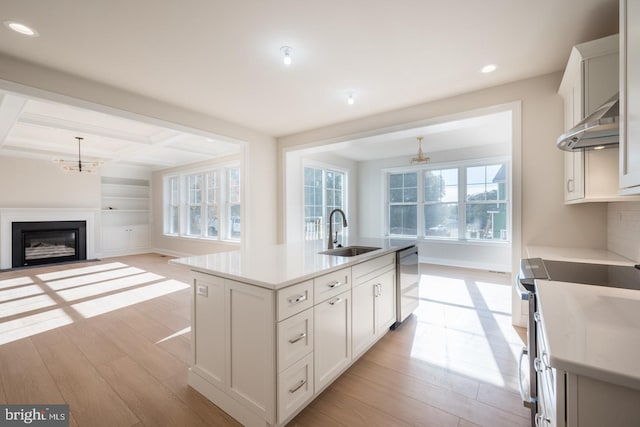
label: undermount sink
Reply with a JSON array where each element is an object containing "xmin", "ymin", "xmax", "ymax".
[{"xmin": 319, "ymin": 246, "xmax": 381, "ymax": 257}]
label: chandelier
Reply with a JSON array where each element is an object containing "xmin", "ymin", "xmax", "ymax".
[
  {"xmin": 54, "ymin": 137, "xmax": 102, "ymax": 173},
  {"xmin": 411, "ymin": 136, "xmax": 430, "ymax": 164}
]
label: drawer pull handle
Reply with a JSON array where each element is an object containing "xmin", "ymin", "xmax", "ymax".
[
  {"xmin": 288, "ymin": 294, "xmax": 307, "ymax": 304},
  {"xmin": 329, "ymin": 297, "xmax": 342, "ymax": 306},
  {"xmin": 534, "ymin": 357, "xmax": 543, "ymax": 373},
  {"xmin": 533, "ymin": 312, "xmax": 541, "ymax": 323},
  {"xmin": 541, "ymin": 351, "xmax": 551, "ymax": 369},
  {"xmin": 289, "ymin": 333, "xmax": 307, "ymax": 344},
  {"xmin": 327, "ymin": 280, "xmax": 343, "ymax": 289},
  {"xmin": 289, "ymin": 379, "xmax": 306, "ymax": 394}
]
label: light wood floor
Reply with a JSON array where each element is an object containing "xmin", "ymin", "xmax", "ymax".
[{"xmin": 0, "ymin": 254, "xmax": 528, "ymax": 427}]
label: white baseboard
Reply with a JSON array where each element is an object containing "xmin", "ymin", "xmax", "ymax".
[{"xmin": 151, "ymin": 247, "xmax": 192, "ymax": 258}]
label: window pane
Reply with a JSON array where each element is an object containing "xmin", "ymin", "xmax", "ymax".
[
  {"xmin": 424, "ymin": 203, "xmax": 458, "ymax": 238},
  {"xmin": 206, "ymin": 205, "xmax": 218, "ymax": 237},
  {"xmin": 389, "ymin": 174, "xmax": 403, "ymax": 189},
  {"xmin": 169, "ymin": 206, "xmax": 179, "ymax": 234},
  {"xmin": 229, "ymin": 204, "xmax": 241, "ymax": 239},
  {"xmin": 187, "ymin": 206, "xmax": 201, "ymax": 236},
  {"xmin": 389, "ymin": 205, "xmax": 417, "ymax": 235},
  {"xmin": 465, "ymin": 202, "xmax": 507, "ymax": 240},
  {"xmin": 425, "ymin": 168, "xmax": 458, "ymax": 202},
  {"xmin": 304, "ymin": 167, "xmax": 346, "ymax": 241},
  {"xmin": 188, "ymin": 175, "xmax": 202, "ymax": 204},
  {"xmin": 403, "ymin": 187, "xmax": 417, "ymax": 203},
  {"xmin": 466, "ymin": 164, "xmax": 506, "ymax": 201},
  {"xmin": 227, "ymin": 168, "xmax": 240, "ymax": 204},
  {"xmin": 390, "ymin": 189, "xmax": 403, "ymax": 203},
  {"xmin": 206, "ymin": 172, "xmax": 217, "ymax": 204}
]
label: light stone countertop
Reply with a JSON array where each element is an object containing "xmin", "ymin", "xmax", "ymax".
[
  {"xmin": 526, "ymin": 245, "xmax": 636, "ymax": 266},
  {"xmin": 170, "ymin": 237, "xmax": 416, "ymax": 290},
  {"xmin": 536, "ymin": 279, "xmax": 640, "ymax": 391}
]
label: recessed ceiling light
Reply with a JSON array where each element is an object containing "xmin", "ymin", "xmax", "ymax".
[
  {"xmin": 481, "ymin": 64, "xmax": 497, "ymax": 74},
  {"xmin": 347, "ymin": 93, "xmax": 355, "ymax": 105},
  {"xmin": 280, "ymin": 46, "xmax": 293, "ymax": 66},
  {"xmin": 4, "ymin": 21, "xmax": 39, "ymax": 37},
  {"xmin": 593, "ymin": 145, "xmax": 606, "ymax": 150}
]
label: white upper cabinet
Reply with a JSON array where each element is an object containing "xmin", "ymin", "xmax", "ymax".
[
  {"xmin": 620, "ymin": 0, "xmax": 640, "ymax": 193},
  {"xmin": 558, "ymin": 34, "xmax": 640, "ymax": 203}
]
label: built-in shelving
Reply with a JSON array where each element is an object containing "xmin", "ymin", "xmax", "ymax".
[{"xmin": 100, "ymin": 175, "xmax": 151, "ymax": 255}]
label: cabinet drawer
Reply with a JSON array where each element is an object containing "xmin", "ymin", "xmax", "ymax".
[
  {"xmin": 277, "ymin": 352, "xmax": 314, "ymax": 424},
  {"xmin": 314, "ymin": 267, "xmax": 351, "ymax": 303},
  {"xmin": 277, "ymin": 308, "xmax": 313, "ymax": 372},
  {"xmin": 352, "ymin": 253, "xmax": 395, "ymax": 283},
  {"xmin": 277, "ymin": 280, "xmax": 313, "ymax": 321}
]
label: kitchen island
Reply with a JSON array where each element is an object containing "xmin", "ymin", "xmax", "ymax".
[{"xmin": 171, "ymin": 238, "xmax": 416, "ymax": 427}]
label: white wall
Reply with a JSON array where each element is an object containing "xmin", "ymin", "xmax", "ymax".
[
  {"xmin": 0, "ymin": 156, "xmax": 100, "ymax": 208},
  {"xmin": 278, "ymin": 72, "xmax": 609, "ymax": 257},
  {"xmin": 608, "ymin": 201, "xmax": 640, "ymax": 262},
  {"xmin": 0, "ymin": 53, "xmax": 278, "ymax": 251}
]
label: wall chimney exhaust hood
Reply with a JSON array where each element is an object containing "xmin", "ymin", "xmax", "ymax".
[{"xmin": 557, "ymin": 93, "xmax": 619, "ymax": 151}]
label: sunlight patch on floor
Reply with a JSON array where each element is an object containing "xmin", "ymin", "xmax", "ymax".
[
  {"xmin": 45, "ymin": 267, "xmax": 146, "ymax": 291},
  {"xmin": 57, "ymin": 272, "xmax": 165, "ymax": 302},
  {"xmin": 72, "ymin": 279, "xmax": 189, "ymax": 318},
  {"xmin": 156, "ymin": 326, "xmax": 191, "ymax": 344},
  {"xmin": 0, "ymin": 262, "xmax": 190, "ymax": 346},
  {"xmin": 0, "ymin": 276, "xmax": 33, "ymax": 290},
  {"xmin": 0, "ymin": 308, "xmax": 74, "ymax": 345},
  {"xmin": 36, "ymin": 262, "xmax": 129, "ymax": 281},
  {"xmin": 410, "ymin": 271, "xmax": 521, "ymax": 388}
]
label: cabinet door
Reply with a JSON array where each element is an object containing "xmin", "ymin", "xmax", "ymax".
[
  {"xmin": 375, "ymin": 269, "xmax": 396, "ymax": 334},
  {"xmin": 352, "ymin": 282, "xmax": 375, "ymax": 359},
  {"xmin": 102, "ymin": 226, "xmax": 129, "ymax": 253},
  {"xmin": 620, "ymin": 0, "xmax": 640, "ymax": 191},
  {"xmin": 128, "ymin": 225, "xmax": 149, "ymax": 250},
  {"xmin": 226, "ymin": 280, "xmax": 275, "ymax": 423},
  {"xmin": 192, "ymin": 273, "xmax": 226, "ymax": 389},
  {"xmin": 314, "ymin": 290, "xmax": 351, "ymax": 393}
]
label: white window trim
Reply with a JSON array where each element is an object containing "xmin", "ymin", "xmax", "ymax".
[
  {"xmin": 385, "ymin": 156, "xmax": 511, "ymax": 244},
  {"xmin": 162, "ymin": 161, "xmax": 241, "ymax": 243},
  {"xmin": 302, "ymin": 160, "xmax": 349, "ymax": 241}
]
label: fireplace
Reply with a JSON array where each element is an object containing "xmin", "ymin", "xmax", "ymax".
[{"xmin": 12, "ymin": 221, "xmax": 87, "ymax": 267}]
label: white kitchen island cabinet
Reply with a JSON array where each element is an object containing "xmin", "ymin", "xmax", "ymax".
[{"xmin": 173, "ymin": 238, "xmax": 415, "ymax": 427}]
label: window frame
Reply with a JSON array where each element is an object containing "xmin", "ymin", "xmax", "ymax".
[
  {"xmin": 162, "ymin": 163, "xmax": 241, "ymax": 242},
  {"xmin": 385, "ymin": 157, "xmax": 511, "ymax": 244},
  {"xmin": 303, "ymin": 161, "xmax": 348, "ymax": 241}
]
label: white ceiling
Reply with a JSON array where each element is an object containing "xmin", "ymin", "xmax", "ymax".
[
  {"xmin": 0, "ymin": 92, "xmax": 240, "ymax": 169},
  {"xmin": 0, "ymin": 0, "xmax": 618, "ymax": 140}
]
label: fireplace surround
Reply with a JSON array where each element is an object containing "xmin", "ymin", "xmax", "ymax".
[{"xmin": 11, "ymin": 221, "xmax": 87, "ymax": 268}]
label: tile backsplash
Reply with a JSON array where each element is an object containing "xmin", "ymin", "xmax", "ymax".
[{"xmin": 608, "ymin": 202, "xmax": 640, "ymax": 262}]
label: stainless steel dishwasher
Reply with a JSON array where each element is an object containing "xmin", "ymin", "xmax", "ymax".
[{"xmin": 392, "ymin": 245, "xmax": 420, "ymax": 329}]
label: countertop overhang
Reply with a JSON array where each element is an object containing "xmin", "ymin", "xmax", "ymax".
[
  {"xmin": 170, "ymin": 237, "xmax": 416, "ymax": 289},
  {"xmin": 536, "ymin": 279, "xmax": 640, "ymax": 391}
]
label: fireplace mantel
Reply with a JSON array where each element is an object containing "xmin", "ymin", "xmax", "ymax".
[{"xmin": 0, "ymin": 208, "xmax": 98, "ymax": 269}]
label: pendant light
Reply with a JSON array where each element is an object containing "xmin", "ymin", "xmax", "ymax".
[
  {"xmin": 54, "ymin": 136, "xmax": 102, "ymax": 173},
  {"xmin": 411, "ymin": 136, "xmax": 430, "ymax": 164}
]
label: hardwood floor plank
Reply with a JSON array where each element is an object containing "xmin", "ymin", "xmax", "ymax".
[
  {"xmin": 330, "ymin": 370, "xmax": 460, "ymax": 427},
  {"xmin": 286, "ymin": 405, "xmax": 349, "ymax": 427},
  {"xmin": 361, "ymin": 340, "xmax": 480, "ymax": 398},
  {"xmin": 61, "ymin": 318, "xmax": 127, "ymax": 367},
  {"xmin": 347, "ymin": 358, "xmax": 529, "ymax": 427},
  {"xmin": 161, "ymin": 372, "xmax": 242, "ymax": 427},
  {"xmin": 92, "ymin": 316, "xmax": 186, "ymax": 381},
  {"xmin": 97, "ymin": 355, "xmax": 210, "ymax": 427},
  {"xmin": 305, "ymin": 385, "xmax": 414, "ymax": 427},
  {"xmin": 31, "ymin": 332, "xmax": 139, "ymax": 427},
  {"xmin": 0, "ymin": 338, "xmax": 66, "ymax": 404},
  {"xmin": 476, "ymin": 383, "xmax": 530, "ymax": 418}
]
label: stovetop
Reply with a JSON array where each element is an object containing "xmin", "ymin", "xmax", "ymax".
[{"xmin": 519, "ymin": 258, "xmax": 640, "ymax": 293}]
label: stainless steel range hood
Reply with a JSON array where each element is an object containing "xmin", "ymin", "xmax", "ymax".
[{"xmin": 557, "ymin": 93, "xmax": 619, "ymax": 151}]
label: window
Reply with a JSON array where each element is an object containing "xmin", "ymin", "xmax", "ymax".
[
  {"xmin": 304, "ymin": 166, "xmax": 346, "ymax": 240},
  {"xmin": 424, "ymin": 168, "xmax": 458, "ymax": 238},
  {"xmin": 388, "ymin": 172, "xmax": 417, "ymax": 236},
  {"xmin": 387, "ymin": 161, "xmax": 509, "ymax": 242},
  {"xmin": 167, "ymin": 176, "xmax": 179, "ymax": 235},
  {"xmin": 163, "ymin": 166, "xmax": 241, "ymax": 241}
]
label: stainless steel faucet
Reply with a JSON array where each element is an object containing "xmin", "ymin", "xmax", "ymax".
[{"xmin": 327, "ymin": 208, "xmax": 348, "ymax": 250}]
